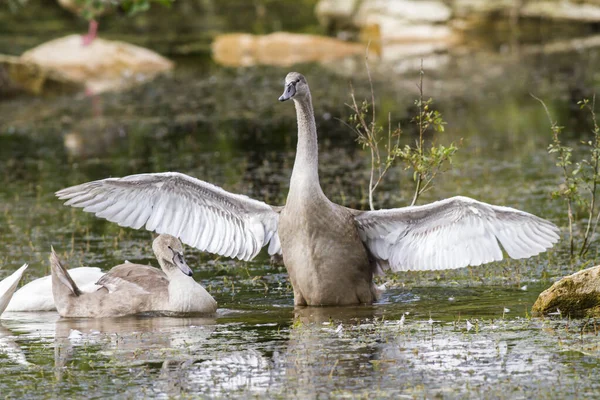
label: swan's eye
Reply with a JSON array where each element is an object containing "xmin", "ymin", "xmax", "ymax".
[{"xmin": 295, "ymin": 79, "xmax": 300, "ymax": 83}]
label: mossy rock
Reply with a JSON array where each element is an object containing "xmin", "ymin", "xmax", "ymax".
[
  {"xmin": 532, "ymin": 265, "xmax": 600, "ymax": 318},
  {"xmin": 0, "ymin": 54, "xmax": 84, "ymax": 97}
]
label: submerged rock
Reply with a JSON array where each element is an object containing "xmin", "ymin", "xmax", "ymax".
[
  {"xmin": 532, "ymin": 265, "xmax": 600, "ymax": 318},
  {"xmin": 20, "ymin": 35, "xmax": 174, "ymax": 93}
]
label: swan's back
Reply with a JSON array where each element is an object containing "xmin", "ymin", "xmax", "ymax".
[{"xmin": 103, "ymin": 263, "xmax": 169, "ymax": 294}]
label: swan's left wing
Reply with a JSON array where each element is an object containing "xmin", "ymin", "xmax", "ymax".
[
  {"xmin": 56, "ymin": 172, "xmax": 281, "ymax": 261},
  {"xmin": 353, "ymin": 196, "xmax": 560, "ymax": 273}
]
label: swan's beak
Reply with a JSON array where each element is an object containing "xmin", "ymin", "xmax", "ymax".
[
  {"xmin": 175, "ymin": 255, "xmax": 193, "ymax": 276},
  {"xmin": 279, "ymin": 82, "xmax": 296, "ymax": 101}
]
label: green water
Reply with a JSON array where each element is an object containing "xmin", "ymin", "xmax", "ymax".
[{"xmin": 1, "ymin": 0, "xmax": 600, "ymax": 398}]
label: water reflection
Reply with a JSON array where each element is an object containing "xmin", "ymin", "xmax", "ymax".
[
  {"xmin": 0, "ymin": 299, "xmax": 597, "ymax": 398},
  {"xmin": 53, "ymin": 315, "xmax": 217, "ymax": 360},
  {"xmin": 0, "ymin": 324, "xmax": 29, "ymax": 366}
]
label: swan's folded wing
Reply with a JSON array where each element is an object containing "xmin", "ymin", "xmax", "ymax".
[
  {"xmin": 96, "ymin": 274, "xmax": 150, "ymax": 295},
  {"xmin": 0, "ymin": 264, "xmax": 28, "ymax": 314},
  {"xmin": 353, "ymin": 196, "xmax": 560, "ymax": 272},
  {"xmin": 56, "ymin": 172, "xmax": 281, "ymax": 261},
  {"xmin": 104, "ymin": 264, "xmax": 169, "ymax": 291}
]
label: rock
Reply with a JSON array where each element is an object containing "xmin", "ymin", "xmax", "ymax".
[
  {"xmin": 315, "ymin": 0, "xmax": 455, "ymax": 66},
  {"xmin": 532, "ymin": 265, "xmax": 600, "ymax": 318},
  {"xmin": 451, "ymin": 0, "xmax": 516, "ymax": 18},
  {"xmin": 521, "ymin": 1, "xmax": 600, "ymax": 23},
  {"xmin": 20, "ymin": 35, "xmax": 174, "ymax": 93},
  {"xmin": 315, "ymin": 0, "xmax": 360, "ymax": 29},
  {"xmin": 211, "ymin": 32, "xmax": 367, "ymax": 67},
  {"xmin": 355, "ymin": 0, "xmax": 452, "ymax": 24},
  {"xmin": 0, "ymin": 54, "xmax": 84, "ymax": 97}
]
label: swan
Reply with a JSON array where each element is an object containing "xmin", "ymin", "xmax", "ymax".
[
  {"xmin": 51, "ymin": 234, "xmax": 217, "ymax": 318},
  {"xmin": 56, "ymin": 72, "xmax": 560, "ymax": 306},
  {"xmin": 6, "ymin": 267, "xmax": 104, "ymax": 312},
  {"xmin": 0, "ymin": 264, "xmax": 28, "ymax": 316}
]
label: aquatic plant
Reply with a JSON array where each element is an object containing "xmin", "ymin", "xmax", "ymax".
[
  {"xmin": 534, "ymin": 94, "xmax": 600, "ymax": 258},
  {"xmin": 346, "ymin": 59, "xmax": 458, "ymax": 210}
]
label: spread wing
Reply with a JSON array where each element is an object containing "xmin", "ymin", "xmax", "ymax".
[
  {"xmin": 56, "ymin": 172, "xmax": 281, "ymax": 261},
  {"xmin": 353, "ymin": 196, "xmax": 560, "ymax": 272}
]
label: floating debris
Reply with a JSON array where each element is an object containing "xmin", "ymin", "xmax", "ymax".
[
  {"xmin": 68, "ymin": 329, "xmax": 83, "ymax": 340},
  {"xmin": 466, "ymin": 320, "xmax": 474, "ymax": 332},
  {"xmin": 548, "ymin": 308, "xmax": 562, "ymax": 316}
]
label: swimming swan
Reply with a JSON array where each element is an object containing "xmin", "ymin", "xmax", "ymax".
[
  {"xmin": 6, "ymin": 267, "xmax": 104, "ymax": 312},
  {"xmin": 51, "ymin": 234, "xmax": 217, "ymax": 317},
  {"xmin": 0, "ymin": 264, "xmax": 28, "ymax": 316},
  {"xmin": 56, "ymin": 72, "xmax": 560, "ymax": 306}
]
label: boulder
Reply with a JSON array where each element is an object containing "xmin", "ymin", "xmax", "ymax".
[
  {"xmin": 355, "ymin": 0, "xmax": 452, "ymax": 24},
  {"xmin": 315, "ymin": 0, "xmax": 455, "ymax": 65},
  {"xmin": 316, "ymin": 0, "xmax": 453, "ymax": 42},
  {"xmin": 532, "ymin": 265, "xmax": 600, "ymax": 318},
  {"xmin": 315, "ymin": 0, "xmax": 360, "ymax": 29},
  {"xmin": 20, "ymin": 35, "xmax": 174, "ymax": 93},
  {"xmin": 211, "ymin": 32, "xmax": 367, "ymax": 67},
  {"xmin": 0, "ymin": 54, "xmax": 84, "ymax": 97}
]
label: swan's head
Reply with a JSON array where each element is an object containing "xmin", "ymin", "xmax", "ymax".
[
  {"xmin": 153, "ymin": 234, "xmax": 193, "ymax": 277},
  {"xmin": 279, "ymin": 72, "xmax": 309, "ymax": 102}
]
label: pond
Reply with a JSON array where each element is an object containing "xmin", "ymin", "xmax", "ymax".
[{"xmin": 1, "ymin": 0, "xmax": 600, "ymax": 398}]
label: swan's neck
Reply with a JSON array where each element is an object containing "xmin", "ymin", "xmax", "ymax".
[{"xmin": 289, "ymin": 94, "xmax": 324, "ymax": 199}]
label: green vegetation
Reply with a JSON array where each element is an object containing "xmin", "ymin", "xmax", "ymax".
[
  {"xmin": 534, "ymin": 94, "xmax": 600, "ymax": 259},
  {"xmin": 346, "ymin": 60, "xmax": 458, "ymax": 210}
]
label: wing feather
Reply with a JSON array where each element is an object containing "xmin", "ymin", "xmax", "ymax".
[
  {"xmin": 354, "ymin": 196, "xmax": 559, "ymax": 272},
  {"xmin": 57, "ymin": 172, "xmax": 280, "ymax": 261}
]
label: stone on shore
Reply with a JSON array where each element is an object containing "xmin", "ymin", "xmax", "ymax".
[
  {"xmin": 532, "ymin": 265, "xmax": 600, "ymax": 318},
  {"xmin": 20, "ymin": 35, "xmax": 174, "ymax": 93},
  {"xmin": 211, "ymin": 32, "xmax": 367, "ymax": 67}
]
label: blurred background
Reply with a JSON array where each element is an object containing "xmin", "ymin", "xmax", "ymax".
[
  {"xmin": 0, "ymin": 0, "xmax": 599, "ymax": 281},
  {"xmin": 2, "ymin": 2, "xmax": 600, "ymax": 398}
]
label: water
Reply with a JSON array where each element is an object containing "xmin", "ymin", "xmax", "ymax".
[{"xmin": 1, "ymin": 0, "xmax": 600, "ymax": 398}]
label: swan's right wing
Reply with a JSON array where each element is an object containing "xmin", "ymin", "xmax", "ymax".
[{"xmin": 56, "ymin": 172, "xmax": 281, "ymax": 261}]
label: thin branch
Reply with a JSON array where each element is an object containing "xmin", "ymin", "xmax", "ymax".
[
  {"xmin": 531, "ymin": 93, "xmax": 575, "ymax": 257},
  {"xmin": 581, "ymin": 94, "xmax": 599, "ymax": 256}
]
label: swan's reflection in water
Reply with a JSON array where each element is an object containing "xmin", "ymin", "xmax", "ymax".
[
  {"xmin": 0, "ymin": 301, "xmax": 581, "ymax": 398},
  {"xmin": 53, "ymin": 314, "xmax": 218, "ymax": 394},
  {"xmin": 0, "ymin": 324, "xmax": 30, "ymax": 366}
]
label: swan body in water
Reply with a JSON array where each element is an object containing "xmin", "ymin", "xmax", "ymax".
[
  {"xmin": 6, "ymin": 267, "xmax": 104, "ymax": 312},
  {"xmin": 56, "ymin": 72, "xmax": 560, "ymax": 306},
  {"xmin": 51, "ymin": 234, "xmax": 217, "ymax": 317}
]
